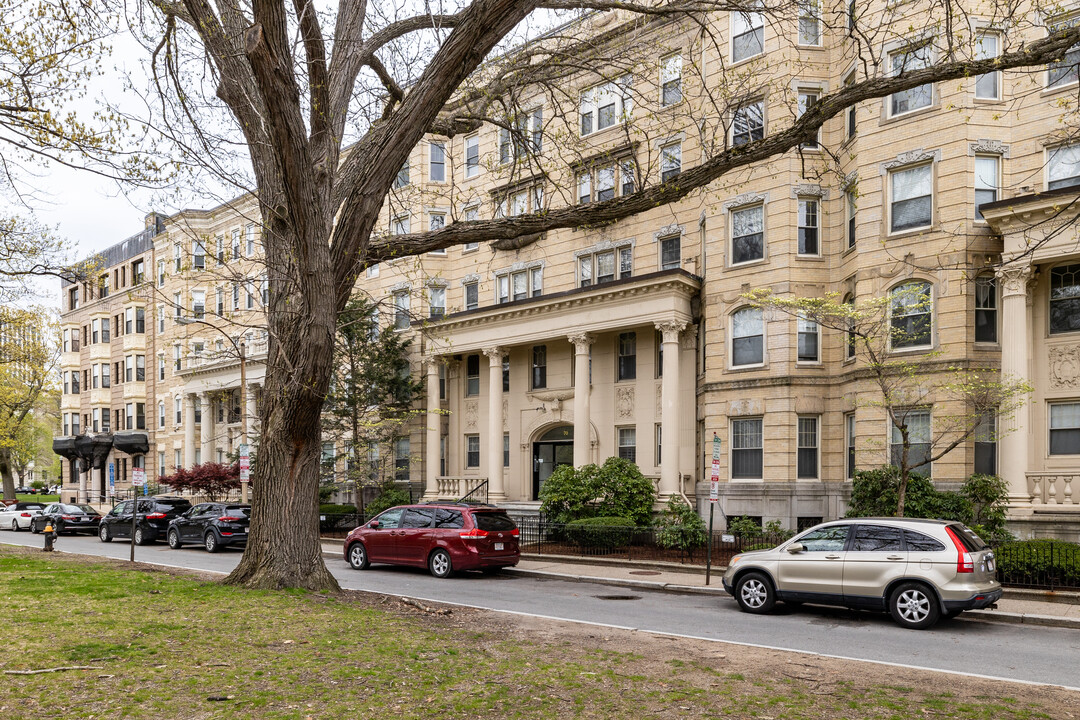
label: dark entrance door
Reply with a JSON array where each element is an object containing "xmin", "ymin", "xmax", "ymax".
[{"xmin": 533, "ymin": 425, "xmax": 574, "ymax": 500}]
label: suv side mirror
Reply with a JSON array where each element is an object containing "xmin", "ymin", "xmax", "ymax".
[
  {"xmin": 786, "ymin": 542, "xmax": 805, "ymax": 554},
  {"xmin": 368, "ymin": 520, "xmax": 381, "ymax": 529}
]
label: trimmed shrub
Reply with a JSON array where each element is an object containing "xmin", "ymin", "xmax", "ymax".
[
  {"xmin": 565, "ymin": 516, "xmax": 634, "ymax": 549},
  {"xmin": 539, "ymin": 457, "xmax": 656, "ymax": 526},
  {"xmin": 995, "ymin": 539, "xmax": 1080, "ymax": 586},
  {"xmin": 726, "ymin": 515, "xmax": 764, "ymax": 537},
  {"xmin": 847, "ymin": 466, "xmax": 974, "ymax": 521},
  {"xmin": 655, "ymin": 497, "xmax": 708, "ymax": 560},
  {"xmin": 364, "ymin": 481, "xmax": 412, "ymax": 518}
]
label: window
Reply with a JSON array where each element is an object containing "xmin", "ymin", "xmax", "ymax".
[
  {"xmin": 1048, "ymin": 17, "xmax": 1080, "ymax": 88},
  {"xmin": 136, "ymin": 355, "xmax": 145, "ymax": 382},
  {"xmin": 890, "ymin": 281, "xmax": 932, "ymax": 349},
  {"xmin": 846, "ymin": 189, "xmax": 857, "ymax": 249},
  {"xmin": 173, "ymin": 243, "xmax": 182, "ymax": 271},
  {"xmin": 1048, "ymin": 144, "xmax": 1080, "ymax": 190},
  {"xmin": 975, "ymin": 276, "xmax": 997, "ymax": 343},
  {"xmin": 191, "ymin": 290, "xmax": 206, "ymax": 319},
  {"xmin": 731, "ymin": 418, "xmax": 763, "ymax": 478},
  {"xmin": 617, "ymin": 332, "xmax": 637, "ymax": 381},
  {"xmin": 125, "ymin": 403, "xmax": 133, "ymax": 430},
  {"xmin": 125, "ymin": 307, "xmax": 133, "ymax": 334},
  {"xmin": 246, "ymin": 224, "xmax": 256, "ymax": 255},
  {"xmin": 158, "ymin": 306, "xmax": 165, "ymax": 333},
  {"xmin": 465, "ymin": 281, "xmax": 479, "ymax": 310},
  {"xmin": 530, "ymin": 267, "xmax": 543, "ymax": 297},
  {"xmin": 1051, "ymin": 264, "xmax": 1080, "ymax": 334},
  {"xmin": 92, "ymin": 408, "xmax": 100, "ymax": 433},
  {"xmin": 392, "ymin": 214, "xmax": 410, "ymax": 235},
  {"xmin": 890, "ymin": 43, "xmax": 933, "ymax": 115},
  {"xmin": 596, "ymin": 164, "xmax": 615, "ymax": 201},
  {"xmin": 531, "ymin": 345, "xmax": 547, "ymax": 389},
  {"xmin": 797, "ymin": 416, "xmax": 819, "ymax": 479},
  {"xmin": 1050, "ymin": 403, "xmax": 1080, "ymax": 454},
  {"xmin": 394, "ymin": 161, "xmax": 410, "ymax": 188},
  {"xmin": 846, "ymin": 413, "xmax": 856, "ymax": 478},
  {"xmin": 660, "ymin": 53, "xmax": 682, "ymax": 106},
  {"xmin": 852, "ymin": 525, "xmax": 904, "ymax": 552},
  {"xmin": 798, "ymin": 0, "xmax": 821, "ymax": 45},
  {"xmin": 367, "ymin": 263, "xmax": 380, "ymax": 279},
  {"xmin": 618, "ymin": 427, "xmax": 637, "ymax": 462},
  {"xmin": 974, "ymin": 412, "xmax": 997, "ymax": 475},
  {"xmin": 732, "ymin": 101, "xmax": 764, "ymax": 146},
  {"xmin": 101, "ymin": 409, "xmax": 110, "ymax": 433},
  {"xmin": 890, "ymin": 164, "xmax": 932, "ymax": 232},
  {"xmin": 496, "ymin": 184, "xmax": 543, "ymax": 217},
  {"xmin": 232, "ymin": 282, "xmax": 240, "ymax": 311},
  {"xmin": 247, "ymin": 282, "xmax": 255, "ymax": 309},
  {"xmin": 393, "ymin": 290, "xmax": 410, "ymax": 330},
  {"xmin": 231, "ymin": 229, "xmax": 241, "ymax": 260},
  {"xmin": 173, "ymin": 344, "xmax": 181, "ymax": 371},
  {"xmin": 394, "ymin": 438, "xmax": 410, "ymax": 481},
  {"xmin": 580, "ymin": 78, "xmax": 631, "ymax": 136},
  {"xmin": 502, "ymin": 358, "xmax": 510, "ymax": 392},
  {"xmin": 579, "ymin": 248, "xmax": 631, "ymax": 287},
  {"xmin": 975, "ymin": 155, "xmax": 999, "ymax": 221},
  {"xmin": 797, "ymin": 316, "xmax": 819, "ymax": 362},
  {"xmin": 92, "ymin": 364, "xmax": 99, "ymax": 389},
  {"xmin": 732, "ymin": 9, "xmax": 764, "ymax": 62},
  {"xmin": 192, "ymin": 239, "xmax": 206, "ymax": 269},
  {"xmin": 844, "ymin": 72, "xmax": 857, "ymax": 139},
  {"xmin": 132, "ymin": 259, "xmax": 145, "ymax": 284},
  {"xmin": 69, "ymin": 287, "xmax": 79, "ymax": 311},
  {"xmin": 975, "ymin": 33, "xmax": 1000, "ymax": 99},
  {"xmin": 465, "ymin": 435, "xmax": 480, "ymax": 468},
  {"xmin": 496, "ymin": 268, "xmax": 541, "ymax": 302},
  {"xmin": 429, "ymin": 141, "xmax": 445, "ymax": 182},
  {"xmin": 660, "ymin": 143, "xmax": 681, "ymax": 182},
  {"xmin": 797, "ymin": 198, "xmax": 818, "ymax": 255},
  {"xmin": 158, "ymin": 355, "xmax": 164, "ymax": 381},
  {"xmin": 428, "ymin": 286, "xmax": 445, "ymax": 319},
  {"xmin": 891, "ymin": 410, "xmax": 931, "ymax": 476},
  {"xmin": 216, "ymin": 235, "xmax": 224, "ymax": 264},
  {"xmin": 98, "ymin": 274, "xmax": 109, "ymax": 299},
  {"xmin": 102, "ymin": 363, "xmax": 110, "ymax": 388},
  {"xmin": 503, "ymin": 433, "xmax": 510, "ymax": 467},
  {"xmin": 619, "ymin": 246, "xmax": 633, "ymax": 279},
  {"xmin": 660, "ymin": 235, "xmax": 680, "ymax": 270},
  {"xmin": 732, "ymin": 307, "xmax": 764, "ymax": 366},
  {"xmin": 466, "ymin": 354, "xmax": 480, "ymax": 396},
  {"xmin": 158, "ymin": 402, "xmax": 165, "ymax": 429},
  {"xmin": 797, "ymin": 90, "xmax": 819, "ymax": 147},
  {"xmin": 71, "ymin": 413, "xmax": 80, "ymax": 435},
  {"xmin": 92, "ymin": 319, "xmax": 100, "ymax": 344},
  {"xmin": 655, "ymin": 424, "xmax": 662, "ymax": 465},
  {"xmin": 731, "ymin": 204, "xmax": 764, "ymax": 264},
  {"xmin": 125, "ymin": 355, "xmax": 133, "ymax": 383},
  {"xmin": 174, "ymin": 292, "xmax": 182, "ymax": 317},
  {"xmin": 175, "ymin": 396, "xmax": 182, "ymax": 425},
  {"xmin": 465, "ymin": 135, "xmax": 480, "ymax": 178}
]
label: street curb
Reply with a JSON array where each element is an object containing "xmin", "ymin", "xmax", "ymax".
[{"xmin": 504, "ymin": 567, "xmax": 1080, "ymax": 629}]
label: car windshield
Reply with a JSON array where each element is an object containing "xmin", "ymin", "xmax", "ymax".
[
  {"xmin": 473, "ymin": 512, "xmax": 516, "ymax": 532},
  {"xmin": 18, "ymin": 504, "xmax": 44, "ymax": 510},
  {"xmin": 63, "ymin": 504, "xmax": 98, "ymax": 514}
]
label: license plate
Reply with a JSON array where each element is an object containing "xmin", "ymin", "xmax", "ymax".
[
  {"xmin": 987, "ymin": 559, "xmax": 995, "ymax": 571},
  {"xmin": 494, "ymin": 542, "xmax": 504, "ymax": 551}
]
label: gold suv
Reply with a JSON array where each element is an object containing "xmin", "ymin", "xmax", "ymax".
[{"xmin": 721, "ymin": 518, "xmax": 1001, "ymax": 629}]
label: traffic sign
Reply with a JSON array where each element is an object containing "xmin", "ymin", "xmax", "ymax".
[
  {"xmin": 239, "ymin": 444, "xmax": 251, "ymax": 481},
  {"xmin": 132, "ymin": 467, "xmax": 146, "ymax": 487}
]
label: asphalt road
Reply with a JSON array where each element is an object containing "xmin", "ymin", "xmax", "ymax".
[{"xmin": 4, "ymin": 531, "xmax": 1080, "ymax": 691}]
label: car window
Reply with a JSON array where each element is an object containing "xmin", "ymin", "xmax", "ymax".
[
  {"xmin": 155, "ymin": 499, "xmax": 191, "ymax": 512},
  {"xmin": 948, "ymin": 523, "xmax": 988, "ymax": 551},
  {"xmin": 44, "ymin": 504, "xmax": 58, "ymax": 513},
  {"xmin": 433, "ymin": 509, "xmax": 464, "ymax": 529},
  {"xmin": 797, "ymin": 525, "xmax": 849, "ymax": 552},
  {"xmin": 401, "ymin": 508, "xmax": 434, "ymax": 529},
  {"xmin": 904, "ymin": 529, "xmax": 946, "ymax": 552},
  {"xmin": 224, "ymin": 505, "xmax": 251, "ymax": 517},
  {"xmin": 473, "ymin": 512, "xmax": 516, "ymax": 532},
  {"xmin": 851, "ymin": 525, "xmax": 905, "ymax": 552},
  {"xmin": 374, "ymin": 508, "xmax": 404, "ymax": 529},
  {"xmin": 111, "ymin": 502, "xmax": 126, "ymax": 515},
  {"xmin": 65, "ymin": 504, "xmax": 97, "ymax": 514}
]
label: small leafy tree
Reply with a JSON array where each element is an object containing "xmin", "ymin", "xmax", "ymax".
[
  {"xmin": 655, "ymin": 496, "xmax": 708, "ymax": 561},
  {"xmin": 539, "ymin": 457, "xmax": 657, "ymax": 526},
  {"xmin": 363, "ymin": 481, "xmax": 413, "ymax": 519},
  {"xmin": 745, "ymin": 289, "xmax": 1031, "ymax": 517},
  {"xmin": 162, "ymin": 462, "xmax": 241, "ymax": 502}
]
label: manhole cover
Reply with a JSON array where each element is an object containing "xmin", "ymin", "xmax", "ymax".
[
  {"xmin": 628, "ymin": 570, "xmax": 661, "ymax": 576},
  {"xmin": 594, "ymin": 595, "xmax": 641, "ymax": 601}
]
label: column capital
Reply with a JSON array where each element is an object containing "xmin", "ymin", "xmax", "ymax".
[
  {"xmin": 567, "ymin": 332, "xmax": 595, "ymax": 350},
  {"xmin": 996, "ymin": 264, "xmax": 1036, "ymax": 298},
  {"xmin": 654, "ymin": 320, "xmax": 687, "ymax": 343},
  {"xmin": 423, "ymin": 354, "xmax": 443, "ymax": 372},
  {"xmin": 482, "ymin": 346, "xmax": 504, "ymax": 363}
]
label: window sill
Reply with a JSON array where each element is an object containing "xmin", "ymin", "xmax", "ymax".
[
  {"xmin": 729, "ymin": 477, "xmax": 764, "ymax": 483},
  {"xmin": 795, "ymin": 361, "xmax": 826, "ymax": 369},
  {"xmin": 796, "ymin": 43, "xmax": 826, "ymax": 51},
  {"xmin": 973, "ymin": 341, "xmax": 1001, "ymax": 350},
  {"xmin": 842, "ymin": 243, "xmax": 857, "ymax": 257},
  {"xmin": 796, "ymin": 254, "xmax": 826, "ymax": 262},
  {"xmin": 888, "ymin": 344, "xmax": 936, "ymax": 356},
  {"xmin": 580, "ymin": 122, "xmax": 632, "ymax": 143},
  {"xmin": 729, "ymin": 257, "xmax": 768, "ymax": 271},
  {"xmin": 727, "ymin": 363, "xmax": 767, "ymax": 373},
  {"xmin": 731, "ymin": 52, "xmax": 765, "ymax": 68},
  {"xmin": 973, "ymin": 97, "xmax": 1004, "ymax": 105},
  {"xmin": 1041, "ymin": 81, "xmax": 1078, "ymax": 98},
  {"xmin": 887, "ymin": 225, "xmax": 934, "ymax": 241},
  {"xmin": 880, "ymin": 102, "xmax": 939, "ymax": 126}
]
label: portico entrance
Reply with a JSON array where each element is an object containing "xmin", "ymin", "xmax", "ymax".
[{"xmin": 533, "ymin": 425, "xmax": 574, "ymax": 500}]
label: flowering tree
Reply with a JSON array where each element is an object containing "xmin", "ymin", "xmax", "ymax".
[{"xmin": 162, "ymin": 462, "xmax": 242, "ymax": 502}]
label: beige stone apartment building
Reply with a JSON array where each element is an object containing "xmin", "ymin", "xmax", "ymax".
[{"xmin": 56, "ymin": 4, "xmax": 1080, "ymax": 536}]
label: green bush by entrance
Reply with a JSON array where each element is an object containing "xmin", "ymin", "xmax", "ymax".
[
  {"xmin": 565, "ymin": 516, "xmax": 635, "ymax": 549},
  {"xmin": 538, "ymin": 456, "xmax": 656, "ymax": 526}
]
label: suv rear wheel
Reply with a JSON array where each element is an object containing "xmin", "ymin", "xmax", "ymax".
[
  {"xmin": 889, "ymin": 581, "xmax": 940, "ymax": 630},
  {"xmin": 734, "ymin": 572, "xmax": 776, "ymax": 614},
  {"xmin": 204, "ymin": 531, "xmax": 220, "ymax": 553},
  {"xmin": 428, "ymin": 548, "xmax": 453, "ymax": 579}
]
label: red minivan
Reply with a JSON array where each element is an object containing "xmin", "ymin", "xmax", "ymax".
[{"xmin": 344, "ymin": 503, "xmax": 520, "ymax": 578}]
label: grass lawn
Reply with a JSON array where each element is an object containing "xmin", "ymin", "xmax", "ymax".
[
  {"xmin": 0, "ymin": 546, "xmax": 1069, "ymax": 719},
  {"xmin": 14, "ymin": 494, "xmax": 59, "ymax": 503}
]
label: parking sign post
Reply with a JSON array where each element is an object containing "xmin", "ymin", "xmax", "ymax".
[
  {"xmin": 130, "ymin": 467, "xmax": 146, "ymax": 562},
  {"xmin": 705, "ymin": 433, "xmax": 721, "ymax": 586}
]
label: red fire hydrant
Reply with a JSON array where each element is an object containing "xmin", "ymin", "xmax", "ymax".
[{"xmin": 43, "ymin": 523, "xmax": 57, "ymax": 552}]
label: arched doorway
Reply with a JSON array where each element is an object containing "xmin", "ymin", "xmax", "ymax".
[{"xmin": 532, "ymin": 425, "xmax": 574, "ymax": 500}]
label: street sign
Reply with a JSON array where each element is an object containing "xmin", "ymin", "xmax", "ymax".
[
  {"xmin": 132, "ymin": 467, "xmax": 146, "ymax": 487},
  {"xmin": 239, "ymin": 444, "xmax": 250, "ymax": 482},
  {"xmin": 108, "ymin": 462, "xmax": 115, "ymax": 489},
  {"xmin": 709, "ymin": 434, "xmax": 721, "ymax": 503}
]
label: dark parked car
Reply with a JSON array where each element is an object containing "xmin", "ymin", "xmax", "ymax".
[
  {"xmin": 167, "ymin": 503, "xmax": 251, "ymax": 552},
  {"xmin": 344, "ymin": 503, "xmax": 520, "ymax": 578},
  {"xmin": 98, "ymin": 496, "xmax": 193, "ymax": 545},
  {"xmin": 30, "ymin": 503, "xmax": 101, "ymax": 535}
]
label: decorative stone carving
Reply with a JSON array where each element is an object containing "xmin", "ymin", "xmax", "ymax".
[
  {"xmin": 567, "ymin": 332, "xmax": 595, "ymax": 350},
  {"xmin": 460, "ymin": 273, "xmax": 480, "ymax": 284},
  {"xmin": 464, "ymin": 400, "xmax": 478, "ymax": 429},
  {"xmin": 655, "ymin": 384, "xmax": 663, "ymax": 415},
  {"xmin": 968, "ymin": 139, "xmax": 1010, "ymax": 157},
  {"xmin": 879, "ymin": 148, "xmax": 942, "ymax": 175},
  {"xmin": 996, "ymin": 265, "xmax": 1033, "ymax": 297},
  {"xmin": 655, "ymin": 320, "xmax": 687, "ymax": 343},
  {"xmin": 502, "ymin": 399, "xmax": 509, "ymax": 430},
  {"xmin": 654, "ymin": 224, "xmax": 683, "ymax": 241},
  {"xmin": 1050, "ymin": 346, "xmax": 1080, "ymax": 388},
  {"xmin": 482, "ymin": 346, "xmax": 504, "ymax": 361},
  {"xmin": 790, "ymin": 183, "xmax": 828, "ymax": 199},
  {"xmin": 616, "ymin": 386, "xmax": 635, "ymax": 418},
  {"xmin": 722, "ymin": 191, "xmax": 769, "ymax": 212},
  {"xmin": 573, "ymin": 238, "xmax": 633, "ymax": 258}
]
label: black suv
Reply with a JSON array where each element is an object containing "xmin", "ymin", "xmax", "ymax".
[
  {"xmin": 167, "ymin": 503, "xmax": 251, "ymax": 552},
  {"xmin": 99, "ymin": 496, "xmax": 193, "ymax": 545}
]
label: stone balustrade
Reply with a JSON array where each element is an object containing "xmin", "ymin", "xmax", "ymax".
[{"xmin": 1028, "ymin": 472, "xmax": 1078, "ymax": 506}]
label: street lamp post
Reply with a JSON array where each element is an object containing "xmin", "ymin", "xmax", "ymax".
[{"xmin": 176, "ymin": 317, "xmax": 250, "ymax": 502}]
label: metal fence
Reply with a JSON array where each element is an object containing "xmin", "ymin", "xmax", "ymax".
[{"xmin": 993, "ymin": 540, "xmax": 1080, "ymax": 591}]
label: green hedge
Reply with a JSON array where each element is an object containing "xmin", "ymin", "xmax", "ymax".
[
  {"xmin": 319, "ymin": 504, "xmax": 357, "ymax": 532},
  {"xmin": 565, "ymin": 516, "xmax": 634, "ymax": 549},
  {"xmin": 995, "ymin": 539, "xmax": 1080, "ymax": 586}
]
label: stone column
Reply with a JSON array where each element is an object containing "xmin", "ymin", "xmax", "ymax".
[
  {"xmin": 183, "ymin": 393, "xmax": 196, "ymax": 468},
  {"xmin": 568, "ymin": 333, "xmax": 594, "ymax": 467},
  {"xmin": 997, "ymin": 265, "xmax": 1034, "ymax": 506},
  {"xmin": 483, "ymin": 347, "xmax": 505, "ymax": 501},
  {"xmin": 246, "ymin": 383, "xmax": 258, "ymax": 434},
  {"xmin": 425, "ymin": 356, "xmax": 441, "ymax": 496},
  {"xmin": 199, "ymin": 391, "xmax": 214, "ymax": 465},
  {"xmin": 656, "ymin": 321, "xmax": 686, "ymax": 497}
]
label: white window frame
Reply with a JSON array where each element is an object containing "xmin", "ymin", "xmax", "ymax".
[
  {"xmin": 1049, "ymin": 402, "xmax": 1080, "ymax": 455},
  {"xmin": 659, "ymin": 235, "xmax": 680, "ymax": 271},
  {"xmin": 797, "ymin": 197, "xmax": 819, "ymax": 256},
  {"xmin": 428, "ymin": 285, "xmax": 446, "ymax": 319},
  {"xmin": 429, "ymin": 141, "xmax": 446, "ymax": 182},
  {"xmin": 796, "ymin": 315, "xmax": 819, "ymax": 363},
  {"xmin": 797, "ymin": 0, "xmax": 821, "ymax": 47},
  {"xmin": 730, "ymin": 417, "xmax": 764, "ymax": 479},
  {"xmin": 889, "ymin": 281, "xmax": 934, "ymax": 351},
  {"xmin": 889, "ymin": 42, "xmax": 934, "ymax": 117},
  {"xmin": 617, "ymin": 426, "xmax": 637, "ymax": 463},
  {"xmin": 1047, "ymin": 15, "xmax": 1080, "ymax": 89},
  {"xmin": 730, "ymin": 306, "xmax": 765, "ymax": 368},
  {"xmin": 796, "ymin": 415, "xmax": 819, "ymax": 479},
  {"xmin": 730, "ymin": 203, "xmax": 765, "ymax": 265},
  {"xmin": 888, "ymin": 163, "xmax": 933, "ymax": 234},
  {"xmin": 731, "ymin": 9, "xmax": 765, "ymax": 63},
  {"xmin": 660, "ymin": 142, "xmax": 681, "ymax": 182},
  {"xmin": 797, "ymin": 89, "xmax": 820, "ymax": 148},
  {"xmin": 579, "ymin": 77, "xmax": 632, "ymax": 137},
  {"xmin": 975, "ymin": 32, "xmax": 1001, "ymax": 100},
  {"xmin": 391, "ymin": 214, "xmax": 410, "ymax": 235},
  {"xmin": 731, "ymin": 100, "xmax": 764, "ymax": 147},
  {"xmin": 464, "ymin": 134, "xmax": 480, "ymax": 179},
  {"xmin": 890, "ymin": 409, "xmax": 932, "ymax": 477},
  {"xmin": 1047, "ymin": 144, "xmax": 1080, "ymax": 190},
  {"xmin": 660, "ymin": 53, "xmax": 682, "ymax": 106},
  {"xmin": 974, "ymin": 154, "xmax": 999, "ymax": 222}
]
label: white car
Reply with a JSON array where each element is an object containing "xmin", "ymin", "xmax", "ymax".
[{"xmin": 0, "ymin": 502, "xmax": 47, "ymax": 531}]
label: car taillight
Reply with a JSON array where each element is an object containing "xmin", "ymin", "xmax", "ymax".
[
  {"xmin": 61, "ymin": 515, "xmax": 75, "ymax": 520},
  {"xmin": 459, "ymin": 528, "xmax": 489, "ymax": 539},
  {"xmin": 19, "ymin": 512, "xmax": 31, "ymax": 518},
  {"xmin": 945, "ymin": 526, "xmax": 974, "ymax": 574},
  {"xmin": 510, "ymin": 528, "xmax": 520, "ymax": 537},
  {"xmin": 146, "ymin": 513, "xmax": 167, "ymax": 520},
  {"xmin": 218, "ymin": 516, "xmax": 243, "ymax": 522}
]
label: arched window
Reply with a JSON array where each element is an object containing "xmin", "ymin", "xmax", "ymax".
[
  {"xmin": 732, "ymin": 307, "xmax": 764, "ymax": 366},
  {"xmin": 890, "ymin": 281, "xmax": 932, "ymax": 349}
]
